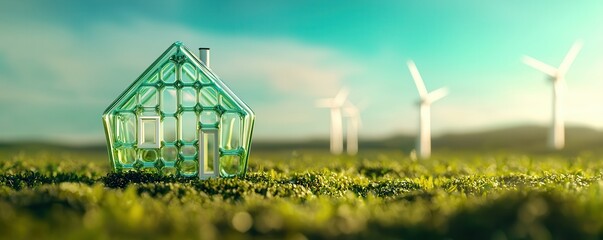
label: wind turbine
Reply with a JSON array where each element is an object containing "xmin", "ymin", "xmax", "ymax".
[
  {"xmin": 522, "ymin": 40, "xmax": 583, "ymax": 150},
  {"xmin": 343, "ymin": 101, "xmax": 363, "ymax": 156},
  {"xmin": 316, "ymin": 88, "xmax": 349, "ymax": 154},
  {"xmin": 407, "ymin": 60, "xmax": 448, "ymax": 159}
]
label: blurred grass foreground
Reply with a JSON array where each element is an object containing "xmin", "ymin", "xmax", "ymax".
[{"xmin": 1, "ymin": 147, "xmax": 603, "ymax": 239}]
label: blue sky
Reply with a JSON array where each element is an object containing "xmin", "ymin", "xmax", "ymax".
[{"xmin": 1, "ymin": 1, "xmax": 602, "ymax": 143}]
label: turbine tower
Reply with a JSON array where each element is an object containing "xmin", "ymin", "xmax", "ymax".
[
  {"xmin": 407, "ymin": 60, "xmax": 448, "ymax": 159},
  {"xmin": 343, "ymin": 101, "xmax": 362, "ymax": 156},
  {"xmin": 316, "ymin": 88, "xmax": 349, "ymax": 154},
  {"xmin": 522, "ymin": 40, "xmax": 583, "ymax": 150}
]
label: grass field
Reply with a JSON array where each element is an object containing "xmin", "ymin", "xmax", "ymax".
[{"xmin": 1, "ymin": 148, "xmax": 603, "ymax": 239}]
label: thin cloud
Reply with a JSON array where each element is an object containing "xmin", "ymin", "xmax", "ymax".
[{"xmin": 0, "ymin": 18, "xmax": 362, "ymax": 141}]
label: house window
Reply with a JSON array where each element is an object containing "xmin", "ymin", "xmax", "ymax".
[
  {"xmin": 138, "ymin": 116, "xmax": 161, "ymax": 149},
  {"xmin": 199, "ymin": 129, "xmax": 219, "ymax": 179}
]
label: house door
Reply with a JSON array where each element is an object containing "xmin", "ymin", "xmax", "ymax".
[{"xmin": 198, "ymin": 128, "xmax": 219, "ymax": 179}]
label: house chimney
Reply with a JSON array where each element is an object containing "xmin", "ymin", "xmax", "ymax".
[{"xmin": 199, "ymin": 48, "xmax": 210, "ymax": 68}]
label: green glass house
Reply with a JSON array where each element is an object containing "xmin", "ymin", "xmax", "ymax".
[{"xmin": 102, "ymin": 41, "xmax": 255, "ymax": 179}]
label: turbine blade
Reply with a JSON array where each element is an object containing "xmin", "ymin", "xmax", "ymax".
[
  {"xmin": 427, "ymin": 87, "xmax": 448, "ymax": 103},
  {"xmin": 522, "ymin": 55, "xmax": 557, "ymax": 77},
  {"xmin": 333, "ymin": 88, "xmax": 349, "ymax": 106},
  {"xmin": 558, "ymin": 40, "xmax": 583, "ymax": 75},
  {"xmin": 407, "ymin": 60, "xmax": 428, "ymax": 97}
]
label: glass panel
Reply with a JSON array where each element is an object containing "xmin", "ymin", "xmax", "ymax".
[
  {"xmin": 162, "ymin": 146, "xmax": 178, "ymax": 162},
  {"xmin": 205, "ymin": 154, "xmax": 215, "ymax": 174},
  {"xmin": 143, "ymin": 121, "xmax": 156, "ymax": 143},
  {"xmin": 199, "ymin": 87, "xmax": 218, "ymax": 106},
  {"xmin": 180, "ymin": 160, "xmax": 197, "ymax": 176},
  {"xmin": 200, "ymin": 110, "xmax": 219, "ymax": 125},
  {"xmin": 180, "ymin": 112, "xmax": 197, "ymax": 142},
  {"xmin": 220, "ymin": 155, "xmax": 240, "ymax": 177},
  {"xmin": 162, "ymin": 167, "xmax": 177, "ymax": 176},
  {"xmin": 199, "ymin": 71, "xmax": 211, "ymax": 84},
  {"xmin": 219, "ymin": 94, "xmax": 236, "ymax": 111},
  {"xmin": 162, "ymin": 87, "xmax": 178, "ymax": 114},
  {"xmin": 221, "ymin": 113, "xmax": 241, "ymax": 150},
  {"xmin": 181, "ymin": 145, "xmax": 196, "ymax": 157},
  {"xmin": 139, "ymin": 87, "xmax": 158, "ymax": 107},
  {"xmin": 116, "ymin": 147, "xmax": 136, "ymax": 164},
  {"xmin": 181, "ymin": 88, "xmax": 196, "ymax": 107},
  {"xmin": 182, "ymin": 62, "xmax": 197, "ymax": 83},
  {"xmin": 121, "ymin": 97, "xmax": 137, "ymax": 111},
  {"xmin": 161, "ymin": 62, "xmax": 176, "ymax": 83},
  {"xmin": 141, "ymin": 110, "xmax": 159, "ymax": 116},
  {"xmin": 163, "ymin": 117, "xmax": 177, "ymax": 143},
  {"xmin": 116, "ymin": 112, "xmax": 136, "ymax": 144},
  {"xmin": 146, "ymin": 73, "xmax": 159, "ymax": 84},
  {"xmin": 140, "ymin": 149, "xmax": 158, "ymax": 162}
]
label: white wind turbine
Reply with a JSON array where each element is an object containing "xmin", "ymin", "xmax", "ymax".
[
  {"xmin": 316, "ymin": 88, "xmax": 349, "ymax": 154},
  {"xmin": 522, "ymin": 40, "xmax": 583, "ymax": 150},
  {"xmin": 343, "ymin": 101, "xmax": 363, "ymax": 156},
  {"xmin": 407, "ymin": 60, "xmax": 448, "ymax": 159}
]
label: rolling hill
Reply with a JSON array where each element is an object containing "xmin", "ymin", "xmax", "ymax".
[{"xmin": 2, "ymin": 125, "xmax": 603, "ymax": 153}]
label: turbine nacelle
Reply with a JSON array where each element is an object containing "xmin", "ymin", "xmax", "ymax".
[
  {"xmin": 417, "ymin": 87, "xmax": 449, "ymax": 105},
  {"xmin": 315, "ymin": 88, "xmax": 349, "ymax": 108},
  {"xmin": 407, "ymin": 60, "xmax": 448, "ymax": 102}
]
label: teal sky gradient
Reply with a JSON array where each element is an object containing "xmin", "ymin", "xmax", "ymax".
[{"xmin": 1, "ymin": 1, "xmax": 602, "ymax": 143}]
